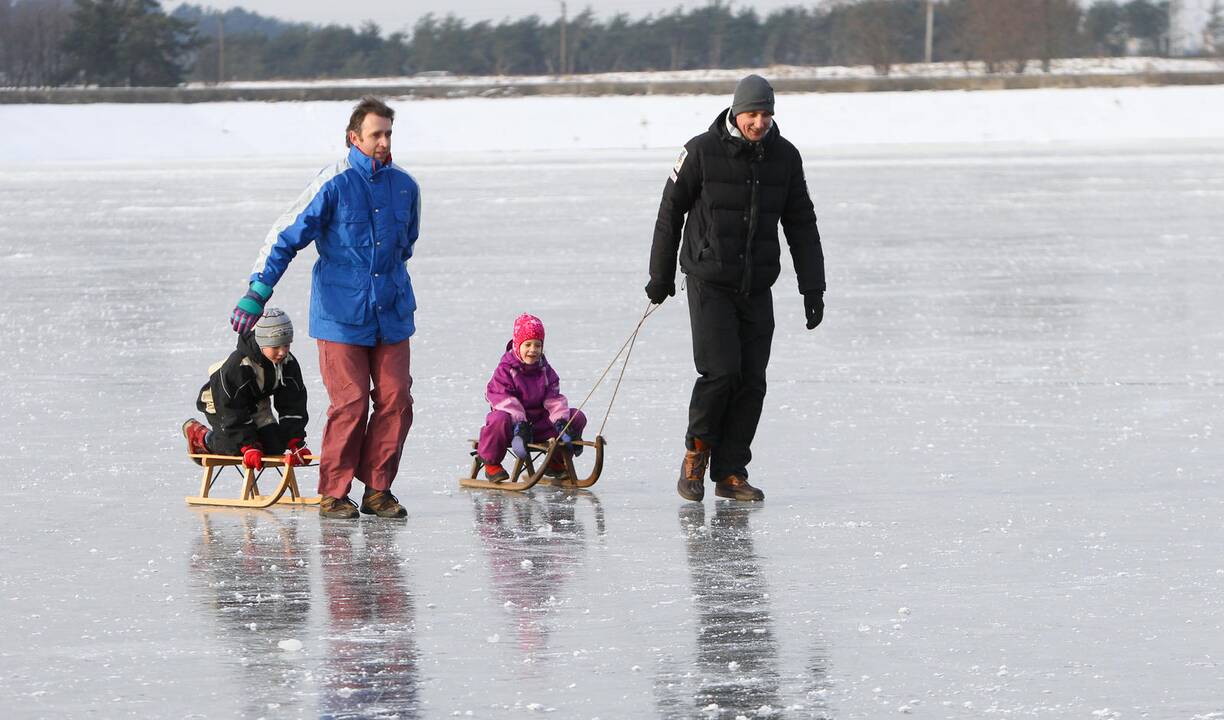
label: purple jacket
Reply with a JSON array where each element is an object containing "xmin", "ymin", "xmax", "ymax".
[{"xmin": 485, "ymin": 343, "xmax": 571, "ymax": 424}]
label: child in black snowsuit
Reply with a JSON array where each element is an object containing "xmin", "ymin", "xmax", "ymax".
[{"xmin": 182, "ymin": 308, "xmax": 311, "ymax": 469}]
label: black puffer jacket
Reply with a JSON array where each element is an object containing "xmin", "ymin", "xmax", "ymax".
[
  {"xmin": 649, "ymin": 109, "xmax": 825, "ymax": 295},
  {"xmin": 196, "ymin": 332, "xmax": 309, "ymax": 451}
]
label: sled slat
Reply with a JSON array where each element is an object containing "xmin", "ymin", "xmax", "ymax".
[
  {"xmin": 185, "ymin": 454, "xmax": 321, "ymax": 508},
  {"xmin": 460, "ymin": 436, "xmax": 605, "ymax": 492}
]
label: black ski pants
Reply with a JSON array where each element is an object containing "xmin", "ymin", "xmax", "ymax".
[
  {"xmin": 686, "ymin": 277, "xmax": 775, "ymax": 481},
  {"xmin": 204, "ymin": 412, "xmax": 294, "ymax": 456}
]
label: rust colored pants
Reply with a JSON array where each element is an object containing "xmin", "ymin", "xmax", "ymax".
[{"xmin": 317, "ymin": 338, "xmax": 414, "ymax": 499}]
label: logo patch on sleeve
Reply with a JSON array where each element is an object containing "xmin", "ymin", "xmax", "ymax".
[{"xmin": 669, "ymin": 148, "xmax": 688, "ymax": 182}]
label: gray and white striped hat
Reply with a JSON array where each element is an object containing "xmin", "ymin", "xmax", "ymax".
[{"xmin": 254, "ymin": 307, "xmax": 294, "ymax": 348}]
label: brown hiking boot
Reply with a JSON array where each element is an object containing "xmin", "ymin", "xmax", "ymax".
[
  {"xmin": 677, "ymin": 438, "xmax": 710, "ymax": 501},
  {"xmin": 361, "ymin": 489, "xmax": 407, "ymax": 519},
  {"xmin": 714, "ymin": 474, "xmax": 764, "ymax": 502},
  {"xmin": 182, "ymin": 419, "xmax": 210, "ymax": 464},
  {"xmin": 319, "ymin": 495, "xmax": 359, "ymax": 519},
  {"xmin": 484, "ymin": 463, "xmax": 510, "ymax": 482}
]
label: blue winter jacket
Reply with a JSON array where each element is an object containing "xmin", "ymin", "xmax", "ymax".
[{"xmin": 249, "ymin": 144, "xmax": 421, "ymax": 346}]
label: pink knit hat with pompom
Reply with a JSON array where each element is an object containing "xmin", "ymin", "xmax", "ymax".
[{"xmin": 512, "ymin": 313, "xmax": 545, "ymax": 350}]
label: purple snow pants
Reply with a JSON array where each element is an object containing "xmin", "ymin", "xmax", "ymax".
[{"xmin": 477, "ymin": 409, "xmax": 586, "ymax": 465}]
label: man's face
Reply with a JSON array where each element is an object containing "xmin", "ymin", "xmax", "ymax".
[
  {"xmin": 735, "ymin": 110, "xmax": 773, "ymax": 143},
  {"xmin": 349, "ymin": 113, "xmax": 393, "ymax": 163}
]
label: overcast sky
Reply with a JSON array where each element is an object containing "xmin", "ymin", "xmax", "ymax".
[{"xmin": 168, "ymin": 1, "xmax": 1213, "ymax": 42}]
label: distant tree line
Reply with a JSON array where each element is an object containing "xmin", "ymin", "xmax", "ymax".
[
  {"xmin": 2, "ymin": 0, "xmax": 1222, "ymax": 88},
  {"xmin": 1, "ymin": 0, "xmax": 198, "ymax": 87}
]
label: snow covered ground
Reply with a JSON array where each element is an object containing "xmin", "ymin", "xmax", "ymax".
[
  {"xmin": 2, "ymin": 88, "xmax": 1224, "ymax": 718},
  {"xmin": 5, "ymin": 83, "xmax": 1224, "ymax": 165}
]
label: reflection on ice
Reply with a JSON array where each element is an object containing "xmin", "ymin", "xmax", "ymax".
[
  {"xmin": 3, "ymin": 142, "xmax": 1224, "ymax": 717},
  {"xmin": 317, "ymin": 522, "xmax": 419, "ymax": 720},
  {"xmin": 470, "ymin": 489, "xmax": 605, "ymax": 663},
  {"xmin": 188, "ymin": 514, "xmax": 420, "ymax": 719},
  {"xmin": 190, "ymin": 512, "xmax": 313, "ymax": 717},
  {"xmin": 656, "ymin": 504, "xmax": 831, "ymax": 719}
]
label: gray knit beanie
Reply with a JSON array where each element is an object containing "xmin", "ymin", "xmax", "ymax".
[
  {"xmin": 731, "ymin": 74, "xmax": 775, "ymax": 117},
  {"xmin": 254, "ymin": 307, "xmax": 294, "ymax": 348}
]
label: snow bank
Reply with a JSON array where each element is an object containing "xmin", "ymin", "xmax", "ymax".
[
  {"xmin": 198, "ymin": 57, "xmax": 1224, "ymax": 89},
  {"xmin": 6, "ymin": 83, "xmax": 1224, "ymax": 165}
]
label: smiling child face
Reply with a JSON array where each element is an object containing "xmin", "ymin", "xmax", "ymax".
[{"xmin": 518, "ymin": 339, "xmax": 542, "ymax": 364}]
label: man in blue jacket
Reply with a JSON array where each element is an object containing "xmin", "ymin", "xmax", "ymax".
[{"xmin": 230, "ymin": 96, "xmax": 421, "ymax": 520}]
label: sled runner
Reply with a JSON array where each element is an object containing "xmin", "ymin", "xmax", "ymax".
[
  {"xmin": 460, "ymin": 436, "xmax": 606, "ymax": 491},
  {"xmin": 186, "ymin": 453, "xmax": 321, "ymax": 508}
]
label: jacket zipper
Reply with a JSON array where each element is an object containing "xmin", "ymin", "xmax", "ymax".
[{"xmin": 740, "ymin": 158, "xmax": 760, "ymax": 295}]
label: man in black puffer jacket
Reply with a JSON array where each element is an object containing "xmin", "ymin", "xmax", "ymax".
[{"xmin": 646, "ymin": 74, "xmax": 825, "ymax": 503}]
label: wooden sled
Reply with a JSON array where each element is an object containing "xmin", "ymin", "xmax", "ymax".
[
  {"xmin": 186, "ymin": 453, "xmax": 322, "ymax": 508},
  {"xmin": 460, "ymin": 436, "xmax": 605, "ymax": 492}
]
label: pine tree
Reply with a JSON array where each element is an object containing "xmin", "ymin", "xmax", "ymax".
[{"xmin": 61, "ymin": 0, "xmax": 198, "ymax": 86}]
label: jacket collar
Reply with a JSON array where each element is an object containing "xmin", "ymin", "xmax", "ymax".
[
  {"xmin": 347, "ymin": 144, "xmax": 391, "ymax": 180},
  {"xmin": 725, "ymin": 109, "xmax": 744, "ymax": 140},
  {"xmin": 238, "ymin": 332, "xmax": 275, "ymax": 371}
]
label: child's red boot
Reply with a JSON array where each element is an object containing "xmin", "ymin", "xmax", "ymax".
[{"xmin": 182, "ymin": 419, "xmax": 210, "ymax": 465}]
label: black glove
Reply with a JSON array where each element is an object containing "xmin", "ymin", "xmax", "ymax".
[
  {"xmin": 510, "ymin": 421, "xmax": 534, "ymax": 460},
  {"xmin": 804, "ymin": 292, "xmax": 824, "ymax": 330},
  {"xmin": 645, "ymin": 279, "xmax": 675, "ymax": 305},
  {"xmin": 554, "ymin": 419, "xmax": 583, "ymax": 456}
]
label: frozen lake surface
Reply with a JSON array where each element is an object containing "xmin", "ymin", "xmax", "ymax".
[{"xmin": 2, "ymin": 140, "xmax": 1223, "ymax": 719}]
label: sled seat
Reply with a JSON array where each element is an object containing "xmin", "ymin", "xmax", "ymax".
[
  {"xmin": 459, "ymin": 436, "xmax": 605, "ymax": 492},
  {"xmin": 186, "ymin": 453, "xmax": 321, "ymax": 508}
]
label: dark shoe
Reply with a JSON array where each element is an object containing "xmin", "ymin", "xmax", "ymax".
[
  {"xmin": 182, "ymin": 419, "xmax": 210, "ymax": 464},
  {"xmin": 544, "ymin": 451, "xmax": 569, "ymax": 479},
  {"xmin": 714, "ymin": 474, "xmax": 764, "ymax": 502},
  {"xmin": 484, "ymin": 463, "xmax": 510, "ymax": 482},
  {"xmin": 677, "ymin": 438, "xmax": 710, "ymax": 501},
  {"xmin": 320, "ymin": 495, "xmax": 359, "ymax": 519},
  {"xmin": 361, "ymin": 489, "xmax": 407, "ymax": 518}
]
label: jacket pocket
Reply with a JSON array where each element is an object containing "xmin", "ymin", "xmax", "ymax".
[
  {"xmin": 313, "ymin": 263, "xmax": 370, "ymax": 326},
  {"xmin": 686, "ymin": 203, "xmax": 717, "ymax": 264},
  {"xmin": 337, "ymin": 209, "xmax": 372, "ymax": 247},
  {"xmin": 755, "ymin": 227, "xmax": 780, "ymax": 265},
  {"xmin": 394, "ymin": 209, "xmax": 415, "ymax": 251},
  {"xmin": 712, "ymin": 229, "xmax": 744, "ymax": 265},
  {"xmin": 393, "ymin": 271, "xmax": 417, "ymax": 320}
]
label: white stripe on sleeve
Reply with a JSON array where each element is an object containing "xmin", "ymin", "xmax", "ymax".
[{"xmin": 250, "ymin": 158, "xmax": 351, "ymax": 277}]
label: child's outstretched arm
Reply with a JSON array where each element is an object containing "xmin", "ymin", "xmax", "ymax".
[{"xmin": 486, "ymin": 365, "xmax": 527, "ymax": 422}]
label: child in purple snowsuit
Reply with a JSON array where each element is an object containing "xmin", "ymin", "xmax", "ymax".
[{"xmin": 477, "ymin": 313, "xmax": 586, "ymax": 481}]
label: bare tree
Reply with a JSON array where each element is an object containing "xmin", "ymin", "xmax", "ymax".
[
  {"xmin": 836, "ymin": 0, "xmax": 912, "ymax": 75},
  {"xmin": 1205, "ymin": 0, "xmax": 1224, "ymax": 56},
  {"xmin": 0, "ymin": 0, "xmax": 73, "ymax": 87},
  {"xmin": 1038, "ymin": 0, "xmax": 1082, "ymax": 71},
  {"xmin": 962, "ymin": 0, "xmax": 1044, "ymax": 73}
]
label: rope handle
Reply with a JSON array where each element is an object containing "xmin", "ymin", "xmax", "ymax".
[{"xmin": 551, "ymin": 301, "xmax": 660, "ymax": 448}]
